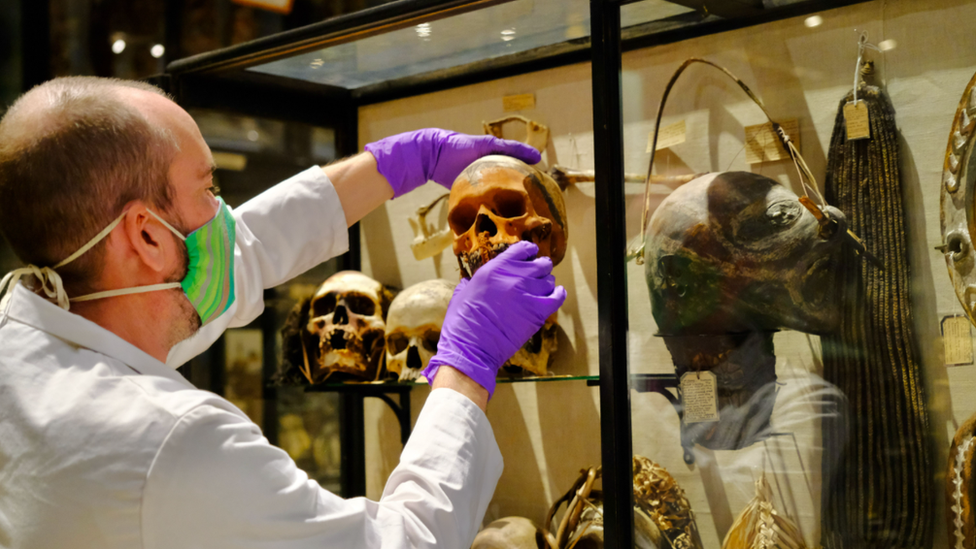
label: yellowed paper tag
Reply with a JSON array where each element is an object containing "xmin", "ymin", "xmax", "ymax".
[
  {"xmin": 647, "ymin": 120, "xmax": 687, "ymax": 153},
  {"xmin": 503, "ymin": 93, "xmax": 536, "ymax": 112},
  {"xmin": 943, "ymin": 315, "xmax": 974, "ymax": 366},
  {"xmin": 744, "ymin": 119, "xmax": 799, "ymax": 164},
  {"xmin": 680, "ymin": 371, "xmax": 720, "ymax": 424},
  {"xmin": 843, "ymin": 100, "xmax": 871, "ymax": 140}
]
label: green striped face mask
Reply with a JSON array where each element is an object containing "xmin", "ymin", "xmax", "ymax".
[
  {"xmin": 0, "ymin": 199, "xmax": 235, "ymax": 326},
  {"xmin": 146, "ymin": 198, "xmax": 236, "ymax": 326}
]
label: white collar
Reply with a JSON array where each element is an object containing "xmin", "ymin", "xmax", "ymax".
[{"xmin": 2, "ymin": 283, "xmax": 193, "ymax": 387}]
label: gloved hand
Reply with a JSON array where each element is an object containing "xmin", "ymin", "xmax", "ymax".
[
  {"xmin": 422, "ymin": 241, "xmax": 567, "ymax": 398},
  {"xmin": 364, "ymin": 128, "xmax": 542, "ymax": 198}
]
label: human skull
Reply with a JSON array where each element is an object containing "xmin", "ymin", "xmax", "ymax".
[
  {"xmin": 646, "ymin": 171, "xmax": 848, "ymax": 335},
  {"xmin": 448, "ymin": 155, "xmax": 568, "ymax": 279},
  {"xmin": 503, "ymin": 315, "xmax": 558, "ymax": 377},
  {"xmin": 384, "ymin": 279, "xmax": 455, "ymax": 382},
  {"xmin": 306, "ymin": 271, "xmax": 389, "ymax": 382}
]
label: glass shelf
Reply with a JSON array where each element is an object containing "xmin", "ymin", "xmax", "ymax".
[{"xmin": 303, "ymin": 374, "xmax": 599, "ymax": 392}]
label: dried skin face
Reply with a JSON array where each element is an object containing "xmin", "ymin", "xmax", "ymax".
[
  {"xmin": 306, "ymin": 271, "xmax": 386, "ymax": 382},
  {"xmin": 449, "ymin": 155, "xmax": 567, "ymax": 279},
  {"xmin": 385, "ymin": 279, "xmax": 455, "ymax": 382},
  {"xmin": 646, "ymin": 171, "xmax": 848, "ymax": 335}
]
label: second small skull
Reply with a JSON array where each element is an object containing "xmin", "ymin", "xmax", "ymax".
[{"xmin": 384, "ymin": 279, "xmax": 455, "ymax": 382}]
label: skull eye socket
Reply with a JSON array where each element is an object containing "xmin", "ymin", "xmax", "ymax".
[
  {"xmin": 387, "ymin": 333, "xmax": 408, "ymax": 355},
  {"xmin": 422, "ymin": 329, "xmax": 440, "ymax": 352},
  {"xmin": 312, "ymin": 292, "xmax": 337, "ymax": 317},
  {"xmin": 449, "ymin": 204, "xmax": 478, "ymax": 234},
  {"xmin": 343, "ymin": 294, "xmax": 376, "ymax": 316},
  {"xmin": 492, "ymin": 190, "xmax": 527, "ymax": 219}
]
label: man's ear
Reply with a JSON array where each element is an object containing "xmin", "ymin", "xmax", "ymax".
[{"xmin": 120, "ymin": 203, "xmax": 172, "ymax": 274}]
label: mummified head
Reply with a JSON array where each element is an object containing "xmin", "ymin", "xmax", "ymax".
[
  {"xmin": 448, "ymin": 155, "xmax": 568, "ymax": 279},
  {"xmin": 645, "ymin": 171, "xmax": 848, "ymax": 336}
]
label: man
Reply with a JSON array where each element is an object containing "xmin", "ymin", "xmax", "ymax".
[{"xmin": 0, "ymin": 76, "xmax": 566, "ymax": 548}]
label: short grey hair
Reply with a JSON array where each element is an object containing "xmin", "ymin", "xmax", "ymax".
[{"xmin": 0, "ymin": 77, "xmax": 181, "ymax": 294}]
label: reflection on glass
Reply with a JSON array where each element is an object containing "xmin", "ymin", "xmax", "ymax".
[
  {"xmin": 224, "ymin": 329, "xmax": 264, "ymax": 425},
  {"xmin": 249, "ymin": 0, "xmax": 692, "ymax": 89}
]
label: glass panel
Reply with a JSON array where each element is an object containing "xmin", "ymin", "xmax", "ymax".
[
  {"xmin": 621, "ymin": 2, "xmax": 948, "ymax": 548},
  {"xmin": 249, "ymin": 0, "xmax": 692, "ymax": 89}
]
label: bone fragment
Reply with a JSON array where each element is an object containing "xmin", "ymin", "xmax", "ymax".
[{"xmin": 548, "ymin": 165, "xmax": 699, "ymax": 190}]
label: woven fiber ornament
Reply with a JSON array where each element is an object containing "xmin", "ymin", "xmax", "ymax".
[{"xmin": 820, "ymin": 84, "xmax": 932, "ymax": 547}]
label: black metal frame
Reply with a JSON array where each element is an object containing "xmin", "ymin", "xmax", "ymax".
[{"xmin": 161, "ymin": 0, "xmax": 874, "ymax": 541}]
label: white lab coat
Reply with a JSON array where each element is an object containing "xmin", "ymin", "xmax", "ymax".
[{"xmin": 0, "ymin": 167, "xmax": 503, "ymax": 548}]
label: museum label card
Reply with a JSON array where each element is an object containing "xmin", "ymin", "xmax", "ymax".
[
  {"xmin": 680, "ymin": 371, "xmax": 720, "ymax": 424},
  {"xmin": 844, "ymin": 100, "xmax": 871, "ymax": 140},
  {"xmin": 503, "ymin": 94, "xmax": 536, "ymax": 112},
  {"xmin": 647, "ymin": 120, "xmax": 687, "ymax": 152},
  {"xmin": 943, "ymin": 315, "xmax": 974, "ymax": 366},
  {"xmin": 744, "ymin": 119, "xmax": 800, "ymax": 164}
]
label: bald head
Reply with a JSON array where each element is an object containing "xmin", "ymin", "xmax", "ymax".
[{"xmin": 0, "ymin": 77, "xmax": 181, "ymax": 293}]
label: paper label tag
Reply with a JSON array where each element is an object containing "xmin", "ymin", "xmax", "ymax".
[
  {"xmin": 647, "ymin": 120, "xmax": 687, "ymax": 152},
  {"xmin": 680, "ymin": 371, "xmax": 720, "ymax": 424},
  {"xmin": 943, "ymin": 315, "xmax": 974, "ymax": 366},
  {"xmin": 843, "ymin": 100, "xmax": 871, "ymax": 140},
  {"xmin": 744, "ymin": 119, "xmax": 799, "ymax": 164},
  {"xmin": 503, "ymin": 94, "xmax": 536, "ymax": 112}
]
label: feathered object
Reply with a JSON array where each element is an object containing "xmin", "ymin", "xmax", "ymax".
[{"xmin": 722, "ymin": 474, "xmax": 807, "ymax": 549}]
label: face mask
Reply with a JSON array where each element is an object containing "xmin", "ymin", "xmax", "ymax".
[{"xmin": 0, "ymin": 198, "xmax": 236, "ymax": 327}]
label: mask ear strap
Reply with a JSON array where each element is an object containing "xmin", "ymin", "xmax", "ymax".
[
  {"xmin": 71, "ymin": 283, "xmax": 183, "ymax": 302},
  {"xmin": 54, "ymin": 211, "xmax": 127, "ymax": 269},
  {"xmin": 146, "ymin": 209, "xmax": 187, "ymax": 242}
]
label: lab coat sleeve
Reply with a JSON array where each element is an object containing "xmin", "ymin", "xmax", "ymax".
[
  {"xmin": 166, "ymin": 166, "xmax": 349, "ymax": 368},
  {"xmin": 141, "ymin": 388, "xmax": 503, "ymax": 549}
]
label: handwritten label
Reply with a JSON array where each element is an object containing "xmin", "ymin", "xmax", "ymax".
[
  {"xmin": 680, "ymin": 371, "xmax": 720, "ymax": 424},
  {"xmin": 943, "ymin": 315, "xmax": 974, "ymax": 366},
  {"xmin": 744, "ymin": 119, "xmax": 800, "ymax": 164},
  {"xmin": 843, "ymin": 100, "xmax": 871, "ymax": 140},
  {"xmin": 503, "ymin": 93, "xmax": 536, "ymax": 112},
  {"xmin": 647, "ymin": 120, "xmax": 687, "ymax": 152}
]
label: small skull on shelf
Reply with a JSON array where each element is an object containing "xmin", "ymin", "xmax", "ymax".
[
  {"xmin": 304, "ymin": 271, "xmax": 395, "ymax": 383},
  {"xmin": 384, "ymin": 279, "xmax": 455, "ymax": 382},
  {"xmin": 448, "ymin": 155, "xmax": 568, "ymax": 279}
]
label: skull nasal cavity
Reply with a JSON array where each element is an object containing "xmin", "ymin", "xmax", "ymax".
[
  {"xmin": 476, "ymin": 213, "xmax": 497, "ymax": 237},
  {"xmin": 406, "ymin": 346, "xmax": 422, "ymax": 371},
  {"xmin": 333, "ymin": 305, "xmax": 349, "ymax": 325}
]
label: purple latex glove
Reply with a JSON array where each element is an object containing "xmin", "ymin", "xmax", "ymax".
[
  {"xmin": 364, "ymin": 128, "xmax": 542, "ymax": 198},
  {"xmin": 422, "ymin": 241, "xmax": 567, "ymax": 398}
]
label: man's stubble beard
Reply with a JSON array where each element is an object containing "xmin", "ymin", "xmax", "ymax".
[{"xmin": 164, "ymin": 240, "xmax": 201, "ymax": 349}]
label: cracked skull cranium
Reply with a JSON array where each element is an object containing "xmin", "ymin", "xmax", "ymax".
[
  {"xmin": 306, "ymin": 271, "xmax": 389, "ymax": 382},
  {"xmin": 448, "ymin": 155, "xmax": 567, "ymax": 279},
  {"xmin": 384, "ymin": 279, "xmax": 455, "ymax": 382}
]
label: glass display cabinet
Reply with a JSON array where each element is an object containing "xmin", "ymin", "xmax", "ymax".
[{"xmin": 163, "ymin": 0, "xmax": 976, "ymax": 546}]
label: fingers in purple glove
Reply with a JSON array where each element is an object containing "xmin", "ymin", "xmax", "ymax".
[
  {"xmin": 529, "ymin": 285, "xmax": 568, "ymax": 315},
  {"xmin": 490, "ymin": 137, "xmax": 542, "ymax": 165},
  {"xmin": 520, "ymin": 274, "xmax": 557, "ymax": 297},
  {"xmin": 495, "ymin": 240, "xmax": 539, "ymax": 261}
]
